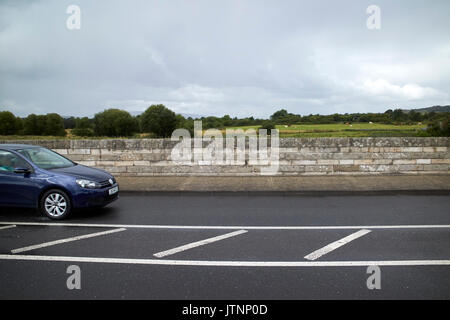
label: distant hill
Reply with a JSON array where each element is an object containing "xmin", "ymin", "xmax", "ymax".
[{"xmin": 403, "ymin": 105, "xmax": 450, "ymax": 113}]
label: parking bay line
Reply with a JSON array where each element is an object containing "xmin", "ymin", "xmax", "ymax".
[
  {"xmin": 154, "ymin": 230, "xmax": 248, "ymax": 258},
  {"xmin": 1, "ymin": 221, "xmax": 450, "ymax": 230},
  {"xmin": 304, "ymin": 229, "xmax": 372, "ymax": 261},
  {"xmin": 10, "ymin": 228, "xmax": 126, "ymax": 254},
  {"xmin": 1, "ymin": 254, "xmax": 450, "ymax": 267},
  {"xmin": 0, "ymin": 225, "xmax": 16, "ymax": 231}
]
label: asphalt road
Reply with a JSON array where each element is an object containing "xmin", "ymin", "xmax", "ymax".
[{"xmin": 0, "ymin": 191, "xmax": 450, "ymax": 300}]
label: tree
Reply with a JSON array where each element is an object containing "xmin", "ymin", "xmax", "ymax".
[
  {"xmin": 392, "ymin": 109, "xmax": 406, "ymax": 122},
  {"xmin": 270, "ymin": 109, "xmax": 289, "ymax": 121},
  {"xmin": 22, "ymin": 113, "xmax": 64, "ymax": 136},
  {"xmin": 64, "ymin": 117, "xmax": 76, "ymax": 129},
  {"xmin": 15, "ymin": 116, "xmax": 23, "ymax": 133},
  {"xmin": 0, "ymin": 111, "xmax": 21, "ymax": 135},
  {"xmin": 174, "ymin": 114, "xmax": 193, "ymax": 135},
  {"xmin": 428, "ymin": 111, "xmax": 437, "ymax": 120},
  {"xmin": 260, "ymin": 120, "xmax": 276, "ymax": 134},
  {"xmin": 93, "ymin": 109, "xmax": 137, "ymax": 137},
  {"xmin": 23, "ymin": 114, "xmax": 39, "ymax": 135},
  {"xmin": 140, "ymin": 104, "xmax": 177, "ymax": 137},
  {"xmin": 44, "ymin": 113, "xmax": 66, "ymax": 136},
  {"xmin": 35, "ymin": 115, "xmax": 48, "ymax": 135},
  {"xmin": 222, "ymin": 115, "xmax": 232, "ymax": 126}
]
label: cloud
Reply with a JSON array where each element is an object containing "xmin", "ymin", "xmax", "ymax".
[
  {"xmin": 359, "ymin": 79, "xmax": 440, "ymax": 100},
  {"xmin": 0, "ymin": 0, "xmax": 449, "ymax": 117}
]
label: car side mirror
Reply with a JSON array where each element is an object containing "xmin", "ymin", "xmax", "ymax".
[{"xmin": 14, "ymin": 167, "xmax": 31, "ymax": 174}]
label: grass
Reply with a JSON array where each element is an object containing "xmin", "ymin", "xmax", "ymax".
[
  {"xmin": 0, "ymin": 135, "xmax": 124, "ymax": 140},
  {"xmin": 0, "ymin": 123, "xmax": 428, "ymax": 140},
  {"xmin": 222, "ymin": 123, "xmax": 427, "ymax": 137},
  {"xmin": 0, "ymin": 129, "xmax": 154, "ymax": 140}
]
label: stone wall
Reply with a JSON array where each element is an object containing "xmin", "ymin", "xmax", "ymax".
[{"xmin": 1, "ymin": 137, "xmax": 449, "ymax": 176}]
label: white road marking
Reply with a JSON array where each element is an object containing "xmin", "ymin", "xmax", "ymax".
[
  {"xmin": 1, "ymin": 254, "xmax": 450, "ymax": 267},
  {"xmin": 1, "ymin": 221, "xmax": 450, "ymax": 230},
  {"xmin": 0, "ymin": 225, "xmax": 16, "ymax": 231},
  {"xmin": 154, "ymin": 230, "xmax": 248, "ymax": 258},
  {"xmin": 10, "ymin": 228, "xmax": 126, "ymax": 254},
  {"xmin": 304, "ymin": 229, "xmax": 372, "ymax": 261}
]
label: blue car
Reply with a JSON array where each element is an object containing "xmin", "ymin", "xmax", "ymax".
[{"xmin": 0, "ymin": 144, "xmax": 119, "ymax": 219}]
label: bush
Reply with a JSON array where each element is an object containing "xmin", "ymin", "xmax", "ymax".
[
  {"xmin": 140, "ymin": 104, "xmax": 177, "ymax": 137},
  {"xmin": 72, "ymin": 117, "xmax": 94, "ymax": 136},
  {"xmin": 426, "ymin": 117, "xmax": 450, "ymax": 137},
  {"xmin": 93, "ymin": 109, "xmax": 138, "ymax": 137},
  {"xmin": 72, "ymin": 128, "xmax": 94, "ymax": 137}
]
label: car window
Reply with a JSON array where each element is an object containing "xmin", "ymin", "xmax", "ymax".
[
  {"xmin": 18, "ymin": 147, "xmax": 74, "ymax": 170},
  {"xmin": 0, "ymin": 150, "xmax": 31, "ymax": 173}
]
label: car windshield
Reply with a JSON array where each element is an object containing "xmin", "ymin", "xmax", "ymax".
[{"xmin": 18, "ymin": 147, "xmax": 75, "ymax": 170}]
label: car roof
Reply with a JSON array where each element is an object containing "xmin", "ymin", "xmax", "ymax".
[{"xmin": 0, "ymin": 144, "xmax": 42, "ymax": 151}]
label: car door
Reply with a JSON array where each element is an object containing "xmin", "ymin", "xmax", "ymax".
[{"xmin": 0, "ymin": 150, "xmax": 38, "ymax": 206}]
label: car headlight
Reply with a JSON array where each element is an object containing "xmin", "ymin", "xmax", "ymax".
[{"xmin": 76, "ymin": 179, "xmax": 100, "ymax": 189}]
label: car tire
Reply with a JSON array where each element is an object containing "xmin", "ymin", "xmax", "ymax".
[{"xmin": 40, "ymin": 189, "xmax": 72, "ymax": 220}]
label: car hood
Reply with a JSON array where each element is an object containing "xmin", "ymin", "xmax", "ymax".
[{"xmin": 49, "ymin": 164, "xmax": 112, "ymax": 182}]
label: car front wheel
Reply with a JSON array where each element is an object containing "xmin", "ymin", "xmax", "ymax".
[{"xmin": 40, "ymin": 189, "xmax": 72, "ymax": 220}]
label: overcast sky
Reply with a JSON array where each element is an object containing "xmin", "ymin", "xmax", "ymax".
[{"xmin": 1, "ymin": 0, "xmax": 449, "ymax": 118}]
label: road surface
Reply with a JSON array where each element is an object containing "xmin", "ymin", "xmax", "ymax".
[{"xmin": 0, "ymin": 191, "xmax": 449, "ymax": 299}]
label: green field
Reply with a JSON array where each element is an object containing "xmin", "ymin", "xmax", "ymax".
[
  {"xmin": 0, "ymin": 123, "xmax": 429, "ymax": 140},
  {"xmin": 222, "ymin": 123, "xmax": 427, "ymax": 137}
]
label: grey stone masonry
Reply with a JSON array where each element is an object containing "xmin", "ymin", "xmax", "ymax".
[{"xmin": 1, "ymin": 137, "xmax": 449, "ymax": 176}]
